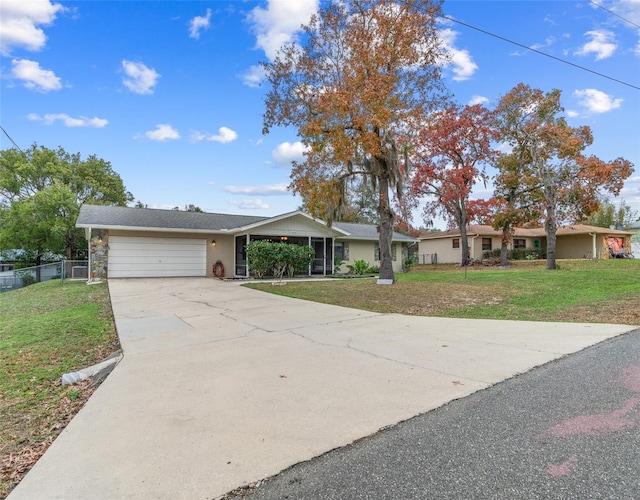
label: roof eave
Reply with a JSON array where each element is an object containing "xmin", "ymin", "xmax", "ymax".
[{"xmin": 75, "ymin": 223, "xmax": 230, "ymax": 235}]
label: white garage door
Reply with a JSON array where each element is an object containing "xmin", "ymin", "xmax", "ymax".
[{"xmin": 108, "ymin": 236, "xmax": 206, "ymax": 278}]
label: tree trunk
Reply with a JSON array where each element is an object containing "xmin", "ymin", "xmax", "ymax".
[
  {"xmin": 500, "ymin": 224, "xmax": 510, "ymax": 267},
  {"xmin": 546, "ymin": 207, "xmax": 557, "ymax": 270},
  {"xmin": 457, "ymin": 203, "xmax": 469, "ymax": 266},
  {"xmin": 377, "ymin": 174, "xmax": 395, "ymax": 283}
]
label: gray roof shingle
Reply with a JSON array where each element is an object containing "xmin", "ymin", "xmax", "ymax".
[
  {"xmin": 76, "ymin": 205, "xmax": 418, "ymax": 241},
  {"xmin": 76, "ymin": 205, "xmax": 269, "ymax": 232},
  {"xmin": 334, "ymin": 221, "xmax": 417, "ymax": 242}
]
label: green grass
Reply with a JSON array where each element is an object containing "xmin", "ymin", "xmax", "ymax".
[
  {"xmin": 246, "ymin": 259, "xmax": 640, "ymax": 325},
  {"xmin": 0, "ymin": 280, "xmax": 119, "ymax": 497}
]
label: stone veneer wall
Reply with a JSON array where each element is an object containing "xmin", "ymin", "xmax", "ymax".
[{"xmin": 89, "ymin": 229, "xmax": 109, "ymax": 281}]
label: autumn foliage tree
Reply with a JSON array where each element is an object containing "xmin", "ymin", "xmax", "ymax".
[
  {"xmin": 411, "ymin": 103, "xmax": 498, "ymax": 266},
  {"xmin": 490, "ymin": 153, "xmax": 543, "ymax": 266},
  {"xmin": 262, "ymin": 0, "xmax": 447, "ymax": 283},
  {"xmin": 494, "ymin": 83, "xmax": 634, "ymax": 269}
]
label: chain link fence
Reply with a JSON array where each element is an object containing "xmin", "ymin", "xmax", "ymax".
[{"xmin": 0, "ymin": 260, "xmax": 89, "ymax": 294}]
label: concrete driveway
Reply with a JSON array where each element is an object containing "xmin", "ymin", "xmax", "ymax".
[{"xmin": 8, "ymin": 278, "xmax": 636, "ymax": 500}]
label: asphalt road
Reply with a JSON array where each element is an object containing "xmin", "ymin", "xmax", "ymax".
[{"xmin": 226, "ymin": 328, "xmax": 640, "ymax": 500}]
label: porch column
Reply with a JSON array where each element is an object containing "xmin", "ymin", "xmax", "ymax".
[{"xmin": 245, "ymin": 234, "xmax": 250, "ymax": 277}]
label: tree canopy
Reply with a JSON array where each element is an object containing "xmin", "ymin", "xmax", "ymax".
[
  {"xmin": 0, "ymin": 144, "xmax": 133, "ymax": 262},
  {"xmin": 583, "ymin": 199, "xmax": 639, "ymax": 229},
  {"xmin": 263, "ymin": 0, "xmax": 447, "ymax": 282},
  {"xmin": 411, "ymin": 103, "xmax": 498, "ymax": 266},
  {"xmin": 493, "ymin": 83, "xmax": 633, "ymax": 269}
]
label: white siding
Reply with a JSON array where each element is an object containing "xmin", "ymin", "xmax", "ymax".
[{"xmin": 108, "ymin": 236, "xmax": 206, "ymax": 278}]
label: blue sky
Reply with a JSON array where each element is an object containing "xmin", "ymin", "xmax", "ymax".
[{"xmin": 1, "ymin": 0, "xmax": 639, "ymax": 228}]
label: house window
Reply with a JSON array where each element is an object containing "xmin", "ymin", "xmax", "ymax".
[
  {"xmin": 482, "ymin": 238, "xmax": 492, "ymax": 251},
  {"xmin": 335, "ymin": 242, "xmax": 349, "ymax": 261},
  {"xmin": 452, "ymin": 238, "xmax": 460, "ymax": 249},
  {"xmin": 514, "ymin": 238, "xmax": 526, "ymax": 249},
  {"xmin": 374, "ymin": 243, "xmax": 397, "ymax": 262}
]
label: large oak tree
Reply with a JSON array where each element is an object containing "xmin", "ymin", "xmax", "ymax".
[
  {"xmin": 494, "ymin": 83, "xmax": 634, "ymax": 269},
  {"xmin": 0, "ymin": 144, "xmax": 133, "ymax": 263},
  {"xmin": 411, "ymin": 103, "xmax": 498, "ymax": 266},
  {"xmin": 262, "ymin": 0, "xmax": 447, "ymax": 282}
]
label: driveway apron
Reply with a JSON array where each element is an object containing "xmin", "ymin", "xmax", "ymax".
[{"xmin": 8, "ymin": 278, "xmax": 635, "ymax": 500}]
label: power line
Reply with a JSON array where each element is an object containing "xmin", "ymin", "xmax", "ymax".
[
  {"xmin": 0, "ymin": 125, "xmax": 28, "ymax": 156},
  {"xmin": 438, "ymin": 13, "xmax": 640, "ymax": 91},
  {"xmin": 588, "ymin": 0, "xmax": 640, "ymax": 30}
]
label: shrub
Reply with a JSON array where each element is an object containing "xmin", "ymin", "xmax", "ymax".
[
  {"xmin": 483, "ymin": 247, "xmax": 546, "ymax": 261},
  {"xmin": 346, "ymin": 259, "xmax": 369, "ymax": 275},
  {"xmin": 403, "ymin": 258, "xmax": 416, "ymax": 272},
  {"xmin": 246, "ymin": 241, "xmax": 314, "ymax": 278}
]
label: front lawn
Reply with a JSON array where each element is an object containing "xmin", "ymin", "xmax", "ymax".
[
  {"xmin": 0, "ymin": 280, "xmax": 119, "ymax": 498},
  {"xmin": 246, "ymin": 259, "xmax": 640, "ymax": 325}
]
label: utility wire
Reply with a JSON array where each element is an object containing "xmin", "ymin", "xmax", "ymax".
[
  {"xmin": 438, "ymin": 13, "xmax": 640, "ymax": 91},
  {"xmin": 0, "ymin": 125, "xmax": 28, "ymax": 156},
  {"xmin": 588, "ymin": 0, "xmax": 640, "ymax": 29}
]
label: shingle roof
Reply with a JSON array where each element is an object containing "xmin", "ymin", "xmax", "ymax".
[
  {"xmin": 76, "ymin": 205, "xmax": 419, "ymax": 241},
  {"xmin": 419, "ymin": 223, "xmax": 632, "ymax": 240},
  {"xmin": 76, "ymin": 205, "xmax": 269, "ymax": 232},
  {"xmin": 333, "ymin": 221, "xmax": 417, "ymax": 242}
]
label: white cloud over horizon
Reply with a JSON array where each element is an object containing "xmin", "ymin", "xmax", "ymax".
[
  {"xmin": 141, "ymin": 124, "xmax": 180, "ymax": 141},
  {"xmin": 271, "ymin": 141, "xmax": 307, "ymax": 167},
  {"xmin": 247, "ymin": 0, "xmax": 318, "ymax": 61},
  {"xmin": 574, "ymin": 30, "xmax": 617, "ymax": 60},
  {"xmin": 228, "ymin": 198, "xmax": 270, "ymax": 210},
  {"xmin": 189, "ymin": 9, "xmax": 212, "ymax": 39},
  {"xmin": 224, "ymin": 183, "xmax": 288, "ymax": 196},
  {"xmin": 574, "ymin": 88, "xmax": 623, "ymax": 113},
  {"xmin": 0, "ymin": 0, "xmax": 64, "ymax": 55},
  {"xmin": 10, "ymin": 58, "xmax": 61, "ymax": 92},
  {"xmin": 438, "ymin": 27, "xmax": 479, "ymax": 81},
  {"xmin": 468, "ymin": 95, "xmax": 489, "ymax": 106},
  {"xmin": 121, "ymin": 60, "xmax": 160, "ymax": 94},
  {"xmin": 28, "ymin": 112, "xmax": 107, "ymax": 127},
  {"xmin": 191, "ymin": 126, "xmax": 238, "ymax": 144},
  {"xmin": 241, "ymin": 64, "xmax": 266, "ymax": 88}
]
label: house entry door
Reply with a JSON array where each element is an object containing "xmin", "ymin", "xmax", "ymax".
[{"xmin": 310, "ymin": 238, "xmax": 325, "ymax": 274}]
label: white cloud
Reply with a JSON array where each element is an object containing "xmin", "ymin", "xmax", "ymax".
[
  {"xmin": 190, "ymin": 126, "xmax": 238, "ymax": 144},
  {"xmin": 28, "ymin": 113, "xmax": 108, "ymax": 127},
  {"xmin": 142, "ymin": 124, "xmax": 180, "ymax": 141},
  {"xmin": 468, "ymin": 95, "xmax": 489, "ymax": 106},
  {"xmin": 530, "ymin": 36, "xmax": 557, "ymax": 52},
  {"xmin": 566, "ymin": 109, "xmax": 580, "ymax": 118},
  {"xmin": 189, "ymin": 8, "xmax": 212, "ymax": 39},
  {"xmin": 272, "ymin": 141, "xmax": 308, "ymax": 167},
  {"xmin": 11, "ymin": 58, "xmax": 61, "ymax": 91},
  {"xmin": 606, "ymin": 1, "xmax": 640, "ymax": 28},
  {"xmin": 224, "ymin": 183, "xmax": 288, "ymax": 196},
  {"xmin": 241, "ymin": 64, "xmax": 266, "ymax": 88},
  {"xmin": 574, "ymin": 88, "xmax": 623, "ymax": 113},
  {"xmin": 247, "ymin": 0, "xmax": 318, "ymax": 61},
  {"xmin": 0, "ymin": 0, "xmax": 64, "ymax": 55},
  {"xmin": 574, "ymin": 30, "xmax": 617, "ymax": 60},
  {"xmin": 228, "ymin": 198, "xmax": 270, "ymax": 210},
  {"xmin": 121, "ymin": 60, "xmax": 160, "ymax": 94},
  {"xmin": 438, "ymin": 27, "xmax": 478, "ymax": 81}
]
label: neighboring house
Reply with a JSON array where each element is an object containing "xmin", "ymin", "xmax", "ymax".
[
  {"xmin": 630, "ymin": 224, "xmax": 640, "ymax": 258},
  {"xmin": 0, "ymin": 255, "xmax": 16, "ymax": 273},
  {"xmin": 75, "ymin": 205, "xmax": 417, "ymax": 280},
  {"xmin": 418, "ymin": 224, "xmax": 634, "ymax": 264}
]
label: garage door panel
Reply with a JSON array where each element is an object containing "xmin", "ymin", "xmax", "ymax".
[{"xmin": 109, "ymin": 236, "xmax": 206, "ymax": 278}]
